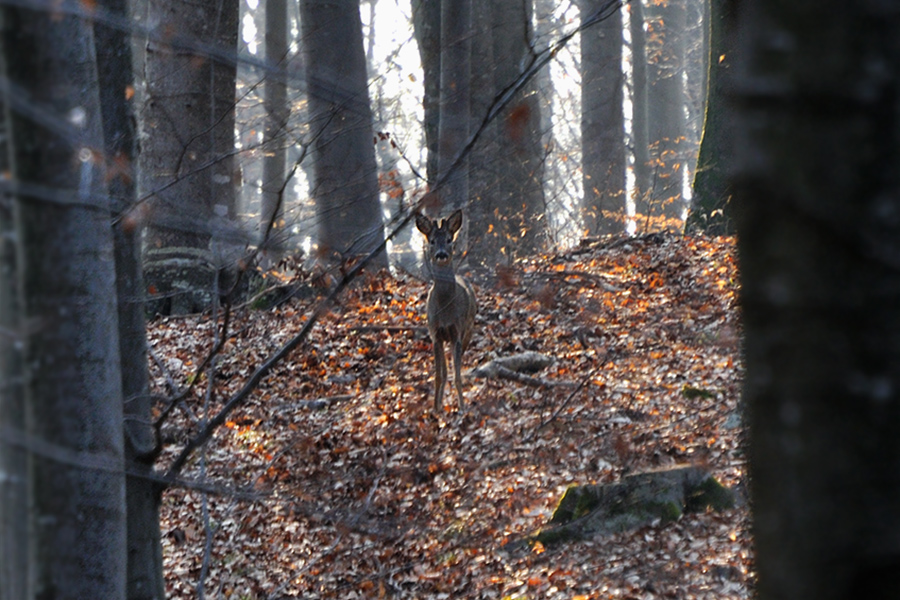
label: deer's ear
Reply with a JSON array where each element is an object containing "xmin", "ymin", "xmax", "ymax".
[
  {"xmin": 446, "ymin": 209, "xmax": 463, "ymax": 235},
  {"xmin": 415, "ymin": 212, "xmax": 433, "ymax": 236}
]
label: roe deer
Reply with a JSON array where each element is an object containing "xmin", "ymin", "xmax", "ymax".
[{"xmin": 416, "ymin": 209, "xmax": 478, "ymax": 412}]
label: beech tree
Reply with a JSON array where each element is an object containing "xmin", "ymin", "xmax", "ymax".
[
  {"xmin": 300, "ymin": 0, "xmax": 386, "ymax": 266},
  {"xmin": 580, "ymin": 0, "xmax": 626, "ymax": 236},
  {"xmin": 641, "ymin": 0, "xmax": 687, "ymax": 228},
  {"xmin": 0, "ymin": 10, "xmax": 25, "ymax": 596},
  {"xmin": 472, "ymin": 0, "xmax": 546, "ymax": 260},
  {"xmin": 436, "ymin": 0, "xmax": 472, "ymax": 220},
  {"xmin": 1, "ymin": 4, "xmax": 127, "ymax": 597},
  {"xmin": 260, "ymin": 0, "xmax": 290, "ymax": 258},
  {"xmin": 686, "ymin": 0, "xmax": 733, "ymax": 235},
  {"xmin": 629, "ymin": 0, "xmax": 651, "ymax": 209},
  {"xmin": 139, "ymin": 0, "xmax": 241, "ymax": 315},
  {"xmin": 735, "ymin": 2, "xmax": 900, "ymax": 598},
  {"xmin": 94, "ymin": 0, "xmax": 165, "ymax": 596}
]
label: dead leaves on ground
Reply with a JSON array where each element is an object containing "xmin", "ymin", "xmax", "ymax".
[{"xmin": 149, "ymin": 234, "xmax": 751, "ymax": 599}]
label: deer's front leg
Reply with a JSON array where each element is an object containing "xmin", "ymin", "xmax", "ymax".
[
  {"xmin": 453, "ymin": 339, "xmax": 465, "ymax": 412},
  {"xmin": 433, "ymin": 340, "xmax": 447, "ymax": 411}
]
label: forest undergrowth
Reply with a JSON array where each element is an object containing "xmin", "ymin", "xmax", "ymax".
[{"xmin": 149, "ymin": 234, "xmax": 752, "ymax": 599}]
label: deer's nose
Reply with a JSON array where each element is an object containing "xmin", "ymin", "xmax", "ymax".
[{"xmin": 434, "ymin": 250, "xmax": 450, "ymax": 262}]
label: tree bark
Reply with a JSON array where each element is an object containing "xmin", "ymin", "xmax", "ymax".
[
  {"xmin": 642, "ymin": 0, "xmax": 687, "ymax": 229},
  {"xmin": 140, "ymin": 0, "xmax": 241, "ymax": 315},
  {"xmin": 686, "ymin": 0, "xmax": 734, "ymax": 235},
  {"xmin": 411, "ymin": 0, "xmax": 442, "ymax": 186},
  {"xmin": 300, "ymin": 0, "xmax": 386, "ymax": 267},
  {"xmin": 2, "ymin": 5, "xmax": 127, "ymax": 597},
  {"xmin": 436, "ymin": 0, "xmax": 471, "ymax": 219},
  {"xmin": 629, "ymin": 0, "xmax": 651, "ymax": 212},
  {"xmin": 476, "ymin": 0, "xmax": 546, "ymax": 260},
  {"xmin": 261, "ymin": 0, "xmax": 290, "ymax": 259},
  {"xmin": 734, "ymin": 2, "xmax": 900, "ymax": 598},
  {"xmin": 0, "ymin": 10, "xmax": 26, "ymax": 597},
  {"xmin": 581, "ymin": 0, "xmax": 626, "ymax": 236},
  {"xmin": 93, "ymin": 0, "xmax": 165, "ymax": 597}
]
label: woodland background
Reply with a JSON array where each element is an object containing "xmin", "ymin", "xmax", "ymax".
[{"xmin": 3, "ymin": 0, "xmax": 900, "ymax": 599}]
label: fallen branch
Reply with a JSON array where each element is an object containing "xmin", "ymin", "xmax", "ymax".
[{"xmin": 470, "ymin": 351, "xmax": 554, "ymax": 378}]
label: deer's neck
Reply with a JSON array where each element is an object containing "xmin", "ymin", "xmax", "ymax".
[{"xmin": 430, "ymin": 264, "xmax": 461, "ymax": 301}]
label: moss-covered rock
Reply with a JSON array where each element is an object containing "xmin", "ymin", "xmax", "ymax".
[{"xmin": 521, "ymin": 465, "xmax": 736, "ymax": 549}]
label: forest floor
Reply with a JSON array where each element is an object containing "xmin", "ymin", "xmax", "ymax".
[{"xmin": 149, "ymin": 234, "xmax": 752, "ymax": 599}]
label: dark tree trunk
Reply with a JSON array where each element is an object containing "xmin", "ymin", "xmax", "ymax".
[
  {"xmin": 93, "ymin": 0, "xmax": 165, "ymax": 597},
  {"xmin": 465, "ymin": 0, "xmax": 498, "ymax": 260},
  {"xmin": 412, "ymin": 0, "xmax": 442, "ymax": 186},
  {"xmin": 580, "ymin": 0, "xmax": 626, "ymax": 236},
  {"xmin": 643, "ymin": 0, "xmax": 687, "ymax": 229},
  {"xmin": 734, "ymin": 2, "xmax": 900, "ymax": 598},
  {"xmin": 686, "ymin": 0, "xmax": 734, "ymax": 235},
  {"xmin": 140, "ymin": 0, "xmax": 241, "ymax": 315},
  {"xmin": 475, "ymin": 0, "xmax": 546, "ymax": 261},
  {"xmin": 0, "ymin": 11, "xmax": 26, "ymax": 595},
  {"xmin": 2, "ymin": 5, "xmax": 127, "ymax": 597},
  {"xmin": 628, "ymin": 0, "xmax": 651, "ymax": 215},
  {"xmin": 436, "ymin": 0, "xmax": 472, "ymax": 225},
  {"xmin": 261, "ymin": 0, "xmax": 290, "ymax": 259},
  {"xmin": 300, "ymin": 0, "xmax": 386, "ymax": 266}
]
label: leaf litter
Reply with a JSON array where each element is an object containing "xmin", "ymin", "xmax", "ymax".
[{"xmin": 150, "ymin": 234, "xmax": 751, "ymax": 599}]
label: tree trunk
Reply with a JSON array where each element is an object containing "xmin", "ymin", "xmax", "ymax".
[
  {"xmin": 580, "ymin": 0, "xmax": 626, "ymax": 236},
  {"xmin": 686, "ymin": 0, "xmax": 733, "ymax": 235},
  {"xmin": 465, "ymin": 0, "xmax": 497, "ymax": 259},
  {"xmin": 411, "ymin": 0, "xmax": 442, "ymax": 186},
  {"xmin": 734, "ymin": 2, "xmax": 900, "ymax": 598},
  {"xmin": 2, "ymin": 5, "xmax": 127, "ymax": 598},
  {"xmin": 643, "ymin": 0, "xmax": 686, "ymax": 230},
  {"xmin": 261, "ymin": 0, "xmax": 289, "ymax": 259},
  {"xmin": 93, "ymin": 1, "xmax": 166, "ymax": 597},
  {"xmin": 140, "ymin": 0, "xmax": 241, "ymax": 315},
  {"xmin": 628, "ymin": 0, "xmax": 651, "ymax": 217},
  {"xmin": 0, "ymin": 11, "xmax": 26, "ymax": 596},
  {"xmin": 300, "ymin": 0, "xmax": 386, "ymax": 266},
  {"xmin": 435, "ymin": 0, "xmax": 471, "ymax": 242},
  {"xmin": 478, "ymin": 0, "xmax": 546, "ymax": 260}
]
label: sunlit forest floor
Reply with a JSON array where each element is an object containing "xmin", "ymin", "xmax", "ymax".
[{"xmin": 149, "ymin": 234, "xmax": 752, "ymax": 599}]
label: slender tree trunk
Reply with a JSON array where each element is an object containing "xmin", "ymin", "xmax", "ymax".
[
  {"xmin": 645, "ymin": 0, "xmax": 686, "ymax": 229},
  {"xmin": 686, "ymin": 0, "xmax": 734, "ymax": 235},
  {"xmin": 735, "ymin": 2, "xmax": 900, "ymax": 598},
  {"xmin": 436, "ymin": 0, "xmax": 471, "ymax": 227},
  {"xmin": 0, "ymin": 11, "xmax": 27, "ymax": 597},
  {"xmin": 629, "ymin": 0, "xmax": 651, "ymax": 218},
  {"xmin": 2, "ymin": 5, "xmax": 127, "ymax": 598},
  {"xmin": 412, "ymin": 0, "xmax": 442, "ymax": 186},
  {"xmin": 465, "ymin": 0, "xmax": 497, "ymax": 259},
  {"xmin": 300, "ymin": 0, "xmax": 386, "ymax": 266},
  {"xmin": 581, "ymin": 0, "xmax": 626, "ymax": 236},
  {"xmin": 485, "ymin": 0, "xmax": 546, "ymax": 258},
  {"xmin": 261, "ymin": 0, "xmax": 289, "ymax": 259},
  {"xmin": 93, "ymin": 0, "xmax": 165, "ymax": 597}
]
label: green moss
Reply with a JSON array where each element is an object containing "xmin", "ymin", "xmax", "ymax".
[
  {"xmin": 681, "ymin": 384, "xmax": 715, "ymax": 400},
  {"xmin": 550, "ymin": 485, "xmax": 599, "ymax": 524},
  {"xmin": 533, "ymin": 526, "xmax": 582, "ymax": 546},
  {"xmin": 651, "ymin": 500, "xmax": 684, "ymax": 524},
  {"xmin": 685, "ymin": 476, "xmax": 735, "ymax": 512}
]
